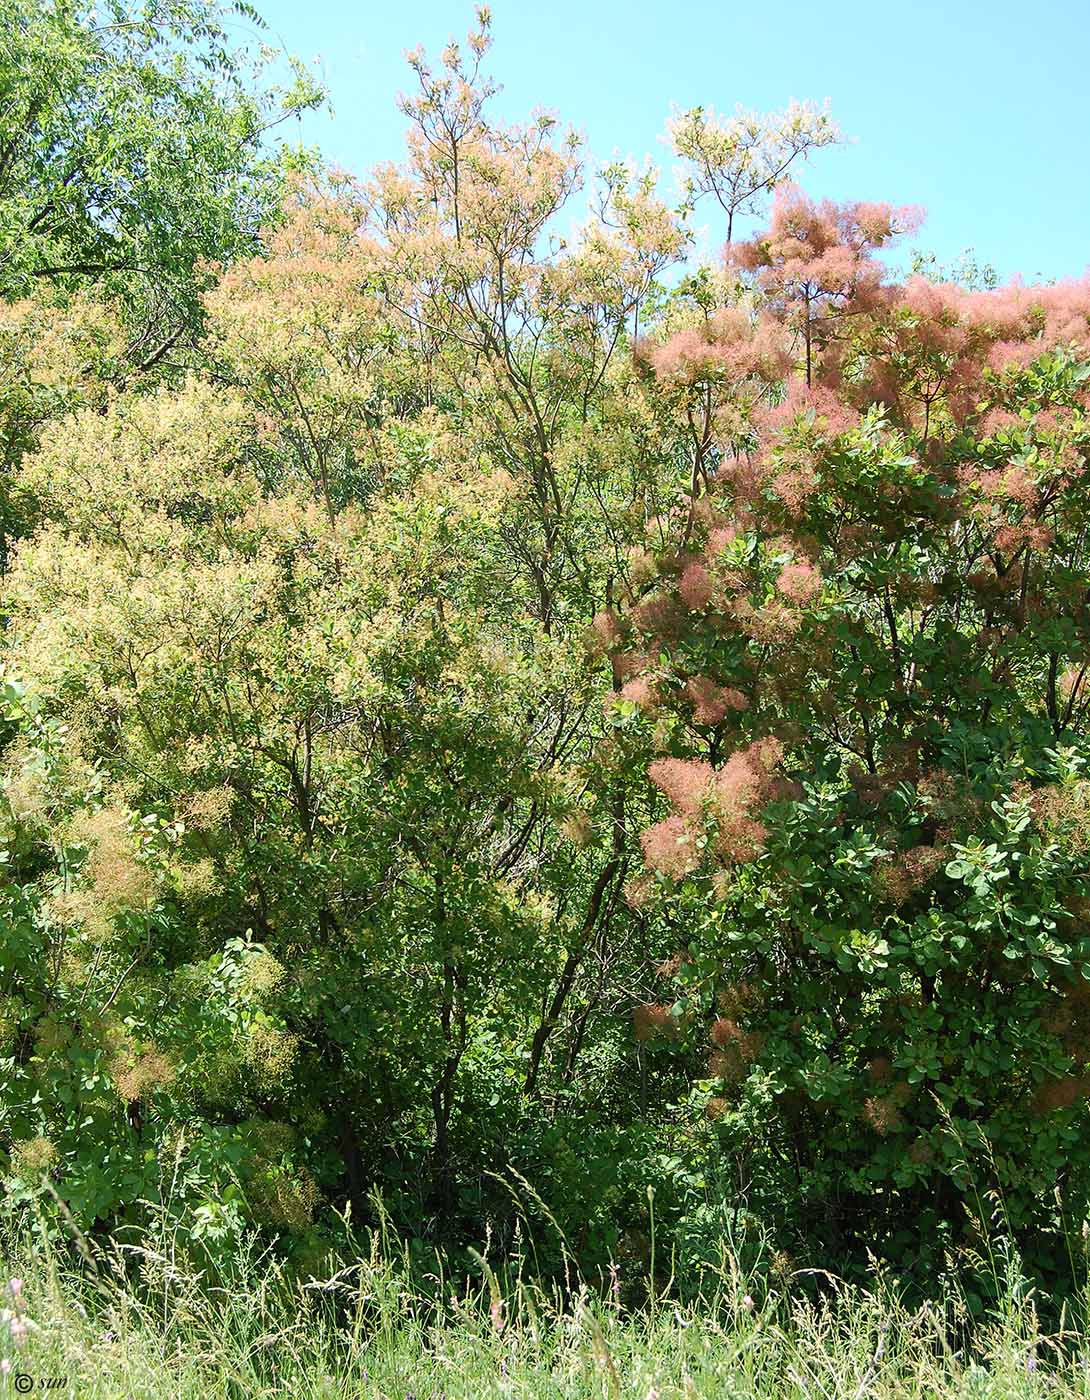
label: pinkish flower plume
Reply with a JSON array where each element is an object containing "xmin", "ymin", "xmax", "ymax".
[
  {"xmin": 640, "ymin": 815, "xmax": 699, "ymax": 879},
  {"xmin": 619, "ymin": 676, "xmax": 659, "ymax": 710},
  {"xmin": 649, "ymin": 757, "xmax": 714, "ymax": 816},
  {"xmin": 776, "ymin": 560, "xmax": 823, "ymax": 605},
  {"xmin": 686, "ymin": 676, "xmax": 748, "ymax": 725},
  {"xmin": 678, "ymin": 562, "xmax": 714, "ymax": 611}
]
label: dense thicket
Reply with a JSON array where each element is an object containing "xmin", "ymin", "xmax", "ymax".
[{"xmin": 2, "ymin": 6, "xmax": 1090, "ymax": 1305}]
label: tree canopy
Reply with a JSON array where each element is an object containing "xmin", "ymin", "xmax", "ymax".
[{"xmin": 0, "ymin": 0, "xmax": 322, "ymax": 352}]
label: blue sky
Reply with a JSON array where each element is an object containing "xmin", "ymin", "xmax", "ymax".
[{"xmin": 245, "ymin": 0, "xmax": 1089, "ymax": 283}]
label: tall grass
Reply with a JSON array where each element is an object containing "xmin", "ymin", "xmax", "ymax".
[{"xmin": 2, "ymin": 1202, "xmax": 1089, "ymax": 1398}]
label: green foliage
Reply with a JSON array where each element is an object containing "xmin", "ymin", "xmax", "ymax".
[{"xmin": 0, "ymin": 0, "xmax": 323, "ymax": 336}]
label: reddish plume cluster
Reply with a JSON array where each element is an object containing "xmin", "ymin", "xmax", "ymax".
[
  {"xmin": 633, "ymin": 1002, "xmax": 679, "ymax": 1043},
  {"xmin": 648, "ymin": 757, "xmax": 714, "ymax": 816},
  {"xmin": 723, "ymin": 185, "xmax": 922, "ymax": 388},
  {"xmin": 875, "ymin": 844, "xmax": 947, "ymax": 906},
  {"xmin": 754, "ymin": 377, "xmax": 860, "ymax": 438},
  {"xmin": 861, "ymin": 1084, "xmax": 912, "ymax": 1136},
  {"xmin": 641, "ymin": 738, "xmax": 785, "ymax": 879},
  {"xmin": 853, "ymin": 273, "xmax": 1090, "ymax": 431},
  {"xmin": 775, "ymin": 560, "xmax": 822, "ymax": 605},
  {"xmin": 1032, "ymin": 1074, "xmax": 1090, "ymax": 1116},
  {"xmin": 637, "ymin": 306, "xmax": 790, "ymax": 387},
  {"xmin": 1042, "ymin": 981, "xmax": 1090, "ymax": 1066},
  {"xmin": 642, "ymin": 183, "xmax": 1090, "ymax": 452},
  {"xmin": 686, "ymin": 675, "xmax": 748, "ymax": 726},
  {"xmin": 619, "ymin": 182, "xmax": 1090, "ymax": 912},
  {"xmin": 639, "ymin": 814, "xmax": 699, "ymax": 880},
  {"xmin": 707, "ymin": 1017, "xmax": 765, "ymax": 1082},
  {"xmin": 710, "ymin": 736, "xmax": 784, "ymax": 862},
  {"xmin": 678, "ymin": 560, "xmax": 714, "ymax": 611}
]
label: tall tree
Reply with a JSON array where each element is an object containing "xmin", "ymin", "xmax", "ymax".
[{"xmin": 0, "ymin": 0, "xmax": 322, "ymax": 363}]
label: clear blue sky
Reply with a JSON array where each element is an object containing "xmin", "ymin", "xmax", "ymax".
[{"xmin": 245, "ymin": 0, "xmax": 1089, "ymax": 283}]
